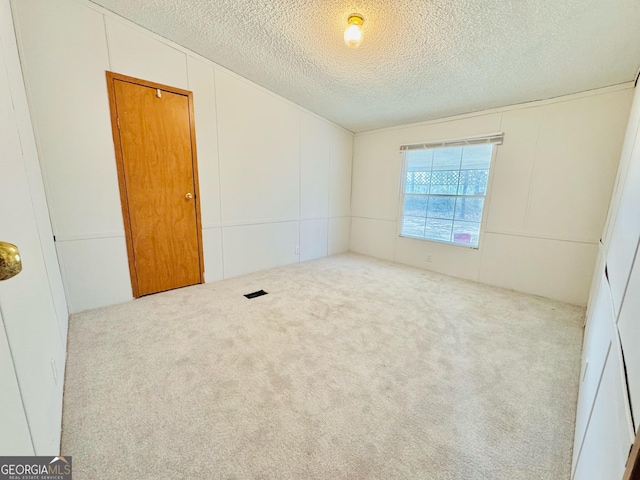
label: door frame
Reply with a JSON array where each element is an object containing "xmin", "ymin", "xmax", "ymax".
[{"xmin": 105, "ymin": 71, "xmax": 204, "ymax": 298}]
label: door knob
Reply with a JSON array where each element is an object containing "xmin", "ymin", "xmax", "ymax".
[
  {"xmin": 185, "ymin": 193, "xmax": 193, "ymax": 200},
  {"xmin": 0, "ymin": 242, "xmax": 22, "ymax": 281}
]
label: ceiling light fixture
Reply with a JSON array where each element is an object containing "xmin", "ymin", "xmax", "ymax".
[{"xmin": 344, "ymin": 14, "xmax": 364, "ymax": 49}]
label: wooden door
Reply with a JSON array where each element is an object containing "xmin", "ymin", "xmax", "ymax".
[{"xmin": 106, "ymin": 72, "xmax": 203, "ymax": 297}]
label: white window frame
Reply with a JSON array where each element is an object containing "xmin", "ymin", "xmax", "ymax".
[{"xmin": 396, "ymin": 134, "xmax": 502, "ymax": 250}]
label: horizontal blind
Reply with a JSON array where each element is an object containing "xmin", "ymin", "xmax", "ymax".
[{"xmin": 399, "ymin": 133, "xmax": 503, "ymax": 152}]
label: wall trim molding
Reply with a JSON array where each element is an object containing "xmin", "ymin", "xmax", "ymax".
[
  {"xmin": 351, "ymin": 215, "xmax": 601, "ymax": 245},
  {"xmin": 55, "ymin": 215, "xmax": 354, "ymax": 241},
  {"xmin": 54, "ymin": 231, "xmax": 126, "ymax": 242},
  {"xmin": 483, "ymin": 230, "xmax": 600, "ymax": 246},
  {"xmin": 356, "ymin": 82, "xmax": 635, "ymax": 137}
]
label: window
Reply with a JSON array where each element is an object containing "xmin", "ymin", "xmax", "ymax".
[{"xmin": 399, "ymin": 135, "xmax": 501, "ymax": 248}]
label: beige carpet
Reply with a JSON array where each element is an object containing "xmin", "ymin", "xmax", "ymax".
[{"xmin": 62, "ymin": 253, "xmax": 584, "ymax": 479}]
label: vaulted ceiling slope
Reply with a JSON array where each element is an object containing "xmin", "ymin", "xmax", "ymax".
[{"xmin": 90, "ymin": 0, "xmax": 640, "ymax": 133}]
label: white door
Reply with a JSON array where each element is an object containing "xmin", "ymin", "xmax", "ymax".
[
  {"xmin": 617, "ymin": 238, "xmax": 640, "ymax": 431},
  {"xmin": 573, "ymin": 339, "xmax": 634, "ymax": 480},
  {"xmin": 0, "ymin": 0, "xmax": 68, "ymax": 454},
  {"xmin": 572, "ymin": 273, "xmax": 617, "ymax": 474},
  {"xmin": 606, "ymin": 94, "xmax": 640, "ymax": 315},
  {"xmin": 0, "ymin": 310, "xmax": 33, "ymax": 455}
]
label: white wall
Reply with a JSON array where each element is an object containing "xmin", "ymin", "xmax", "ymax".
[
  {"xmin": 351, "ymin": 87, "xmax": 633, "ymax": 305},
  {"xmin": 12, "ymin": 0, "xmax": 352, "ymax": 313},
  {"xmin": 0, "ymin": 0, "xmax": 68, "ymax": 454}
]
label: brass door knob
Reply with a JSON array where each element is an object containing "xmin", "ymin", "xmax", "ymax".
[
  {"xmin": 185, "ymin": 193, "xmax": 193, "ymax": 200},
  {"xmin": 0, "ymin": 242, "xmax": 22, "ymax": 281}
]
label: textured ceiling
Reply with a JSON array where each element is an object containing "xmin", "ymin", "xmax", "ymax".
[{"xmin": 90, "ymin": 0, "xmax": 640, "ymax": 132}]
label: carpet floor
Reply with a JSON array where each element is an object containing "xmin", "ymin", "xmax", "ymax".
[{"xmin": 61, "ymin": 253, "xmax": 584, "ymax": 479}]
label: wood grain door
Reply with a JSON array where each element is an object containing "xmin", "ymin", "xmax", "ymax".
[{"xmin": 107, "ymin": 73, "xmax": 203, "ymax": 297}]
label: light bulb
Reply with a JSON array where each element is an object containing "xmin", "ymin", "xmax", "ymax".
[{"xmin": 344, "ymin": 14, "xmax": 364, "ymax": 48}]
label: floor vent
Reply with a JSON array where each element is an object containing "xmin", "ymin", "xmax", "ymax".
[{"xmin": 244, "ymin": 290, "xmax": 268, "ymax": 299}]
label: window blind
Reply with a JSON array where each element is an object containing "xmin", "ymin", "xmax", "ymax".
[{"xmin": 399, "ymin": 133, "xmax": 504, "ymax": 152}]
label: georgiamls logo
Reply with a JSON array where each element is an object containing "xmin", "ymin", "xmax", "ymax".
[{"xmin": 0, "ymin": 455, "xmax": 72, "ymax": 478}]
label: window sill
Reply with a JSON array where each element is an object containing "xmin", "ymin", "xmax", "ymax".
[{"xmin": 398, "ymin": 234, "xmax": 480, "ymax": 250}]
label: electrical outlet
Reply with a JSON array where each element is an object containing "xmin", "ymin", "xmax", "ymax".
[
  {"xmin": 426, "ymin": 254, "xmax": 433, "ymax": 263},
  {"xmin": 295, "ymin": 246, "xmax": 300, "ymax": 255}
]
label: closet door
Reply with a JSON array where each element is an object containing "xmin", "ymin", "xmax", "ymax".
[
  {"xmin": 617, "ymin": 239, "xmax": 640, "ymax": 430},
  {"xmin": 606, "ymin": 111, "xmax": 640, "ymax": 314},
  {"xmin": 572, "ymin": 273, "xmax": 617, "ymax": 474},
  {"xmin": 573, "ymin": 338, "xmax": 634, "ymax": 480}
]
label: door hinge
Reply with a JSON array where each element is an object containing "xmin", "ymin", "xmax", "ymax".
[{"xmin": 116, "ymin": 117, "xmax": 120, "ymax": 129}]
